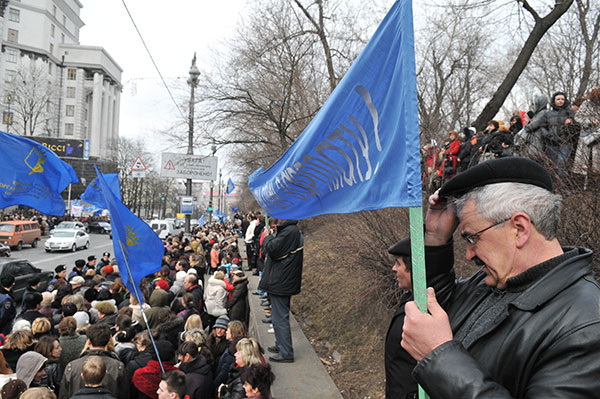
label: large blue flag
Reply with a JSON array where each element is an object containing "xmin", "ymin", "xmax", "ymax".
[
  {"xmin": 248, "ymin": 0, "xmax": 421, "ymax": 219},
  {"xmin": 0, "ymin": 130, "xmax": 78, "ymax": 215},
  {"xmin": 226, "ymin": 178, "xmax": 235, "ymax": 195},
  {"xmin": 94, "ymin": 166, "xmax": 163, "ymax": 303},
  {"xmin": 81, "ymin": 173, "xmax": 121, "ymax": 209}
]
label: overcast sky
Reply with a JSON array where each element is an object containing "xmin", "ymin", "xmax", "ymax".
[{"xmin": 79, "ymin": 0, "xmax": 248, "ymax": 166}]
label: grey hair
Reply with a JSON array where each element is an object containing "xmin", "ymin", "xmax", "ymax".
[{"xmin": 452, "ymin": 182, "xmax": 562, "ymax": 240}]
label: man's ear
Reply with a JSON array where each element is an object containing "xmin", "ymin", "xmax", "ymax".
[{"xmin": 511, "ymin": 213, "xmax": 532, "ymax": 249}]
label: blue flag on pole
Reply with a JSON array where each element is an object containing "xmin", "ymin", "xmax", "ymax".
[
  {"xmin": 226, "ymin": 178, "xmax": 235, "ymax": 195},
  {"xmin": 248, "ymin": 0, "xmax": 421, "ymax": 219},
  {"xmin": 94, "ymin": 166, "xmax": 163, "ymax": 303},
  {"xmin": 232, "ymin": 207, "xmax": 238, "ymax": 214},
  {"xmin": 81, "ymin": 174, "xmax": 121, "ymax": 209},
  {"xmin": 198, "ymin": 214, "xmax": 205, "ymax": 228},
  {"xmin": 0, "ymin": 130, "xmax": 78, "ymax": 215}
]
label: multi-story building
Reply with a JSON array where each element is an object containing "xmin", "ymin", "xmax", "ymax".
[{"xmin": 0, "ymin": 0, "xmax": 122, "ymax": 161}]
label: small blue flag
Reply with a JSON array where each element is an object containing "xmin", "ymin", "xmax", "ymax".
[
  {"xmin": 198, "ymin": 214, "xmax": 205, "ymax": 228},
  {"xmin": 81, "ymin": 173, "xmax": 121, "ymax": 209},
  {"xmin": 232, "ymin": 207, "xmax": 239, "ymax": 214},
  {"xmin": 248, "ymin": 0, "xmax": 421, "ymax": 219},
  {"xmin": 94, "ymin": 165, "xmax": 163, "ymax": 303},
  {"xmin": 226, "ymin": 178, "xmax": 235, "ymax": 195},
  {"xmin": 0, "ymin": 130, "xmax": 78, "ymax": 215}
]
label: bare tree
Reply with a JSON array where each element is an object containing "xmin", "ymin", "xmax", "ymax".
[
  {"xmin": 7, "ymin": 63, "xmax": 55, "ymax": 136},
  {"xmin": 474, "ymin": 0, "xmax": 574, "ymax": 130}
]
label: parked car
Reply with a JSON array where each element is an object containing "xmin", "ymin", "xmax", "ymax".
[
  {"xmin": 149, "ymin": 219, "xmax": 182, "ymax": 239},
  {"xmin": 87, "ymin": 221, "xmax": 112, "ymax": 234},
  {"xmin": 0, "ymin": 242, "xmax": 10, "ymax": 257},
  {"xmin": 0, "ymin": 220, "xmax": 42, "ymax": 250},
  {"xmin": 49, "ymin": 221, "xmax": 88, "ymax": 235},
  {"xmin": 44, "ymin": 229, "xmax": 90, "ymax": 252},
  {"xmin": 0, "ymin": 259, "xmax": 52, "ymax": 301}
]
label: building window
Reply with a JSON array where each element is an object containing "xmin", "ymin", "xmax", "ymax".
[
  {"xmin": 5, "ymin": 70, "xmax": 17, "ymax": 83},
  {"xmin": 6, "ymin": 49, "xmax": 18, "ymax": 63},
  {"xmin": 48, "ymin": 63, "xmax": 53, "ymax": 74},
  {"xmin": 65, "ymin": 105, "xmax": 75, "ymax": 117},
  {"xmin": 7, "ymin": 29, "xmax": 18, "ymax": 43},
  {"xmin": 52, "ymin": 5, "xmax": 56, "ymax": 17},
  {"xmin": 51, "ymin": 24, "xmax": 55, "ymax": 37},
  {"xmin": 8, "ymin": 8, "xmax": 20, "ymax": 22},
  {"xmin": 66, "ymin": 87, "xmax": 76, "ymax": 98},
  {"xmin": 49, "ymin": 43, "xmax": 54, "ymax": 54},
  {"xmin": 67, "ymin": 68, "xmax": 77, "ymax": 80},
  {"xmin": 64, "ymin": 123, "xmax": 74, "ymax": 136}
]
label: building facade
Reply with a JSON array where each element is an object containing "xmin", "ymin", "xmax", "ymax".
[{"xmin": 0, "ymin": 0, "xmax": 122, "ymax": 160}]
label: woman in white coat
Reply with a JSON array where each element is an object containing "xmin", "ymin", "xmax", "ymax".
[{"xmin": 205, "ymin": 271, "xmax": 229, "ymax": 328}]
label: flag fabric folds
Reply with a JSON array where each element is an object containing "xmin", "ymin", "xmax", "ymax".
[
  {"xmin": 94, "ymin": 166, "xmax": 163, "ymax": 303},
  {"xmin": 0, "ymin": 130, "xmax": 79, "ymax": 216},
  {"xmin": 81, "ymin": 173, "xmax": 121, "ymax": 209},
  {"xmin": 198, "ymin": 214, "xmax": 205, "ymax": 228},
  {"xmin": 226, "ymin": 178, "xmax": 235, "ymax": 195},
  {"xmin": 248, "ymin": 0, "xmax": 421, "ymax": 219}
]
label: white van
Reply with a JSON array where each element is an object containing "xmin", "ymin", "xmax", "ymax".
[{"xmin": 149, "ymin": 219, "xmax": 182, "ymax": 239}]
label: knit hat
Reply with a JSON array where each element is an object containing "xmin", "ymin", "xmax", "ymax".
[
  {"xmin": 73, "ymin": 311, "xmax": 90, "ymax": 328},
  {"xmin": 16, "ymin": 351, "xmax": 47, "ymax": 388},
  {"xmin": 0, "ymin": 379, "xmax": 27, "ymax": 399},
  {"xmin": 155, "ymin": 280, "xmax": 169, "ymax": 291},
  {"xmin": 69, "ymin": 276, "xmax": 85, "ymax": 286},
  {"xmin": 214, "ymin": 315, "xmax": 230, "ymax": 330},
  {"xmin": 103, "ymin": 265, "xmax": 114, "ymax": 275}
]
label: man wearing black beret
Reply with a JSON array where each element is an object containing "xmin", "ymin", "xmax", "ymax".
[
  {"xmin": 384, "ymin": 235, "xmax": 455, "ymax": 399},
  {"xmin": 402, "ymin": 157, "xmax": 600, "ymax": 398}
]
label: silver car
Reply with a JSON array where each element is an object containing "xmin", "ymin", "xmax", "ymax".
[{"xmin": 45, "ymin": 229, "xmax": 90, "ymax": 252}]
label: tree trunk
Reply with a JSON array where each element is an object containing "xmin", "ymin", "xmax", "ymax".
[{"xmin": 474, "ymin": 0, "xmax": 574, "ymax": 131}]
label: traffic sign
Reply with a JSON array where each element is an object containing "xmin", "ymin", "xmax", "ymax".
[
  {"xmin": 132, "ymin": 170, "xmax": 146, "ymax": 178},
  {"xmin": 160, "ymin": 153, "xmax": 218, "ymax": 180},
  {"xmin": 180, "ymin": 196, "xmax": 194, "ymax": 215},
  {"xmin": 131, "ymin": 156, "xmax": 147, "ymax": 171}
]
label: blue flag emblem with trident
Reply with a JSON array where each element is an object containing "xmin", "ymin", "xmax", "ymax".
[
  {"xmin": 0, "ymin": 130, "xmax": 78, "ymax": 215},
  {"xmin": 93, "ymin": 165, "xmax": 163, "ymax": 303},
  {"xmin": 226, "ymin": 178, "xmax": 235, "ymax": 195}
]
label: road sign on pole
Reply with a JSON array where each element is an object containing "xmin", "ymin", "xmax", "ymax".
[
  {"xmin": 181, "ymin": 196, "xmax": 194, "ymax": 215},
  {"xmin": 131, "ymin": 156, "xmax": 147, "ymax": 171},
  {"xmin": 160, "ymin": 153, "xmax": 218, "ymax": 180}
]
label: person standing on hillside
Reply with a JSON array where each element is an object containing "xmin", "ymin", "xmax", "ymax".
[{"xmin": 258, "ymin": 219, "xmax": 303, "ymax": 363}]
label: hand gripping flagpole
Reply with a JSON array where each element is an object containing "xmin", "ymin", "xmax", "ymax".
[
  {"xmin": 118, "ymin": 240, "xmax": 166, "ymax": 374},
  {"xmin": 409, "ymin": 207, "xmax": 428, "ymax": 399}
]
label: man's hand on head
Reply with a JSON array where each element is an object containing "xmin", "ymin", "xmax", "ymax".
[
  {"xmin": 424, "ymin": 189, "xmax": 459, "ymax": 245},
  {"xmin": 401, "ymin": 287, "xmax": 453, "ymax": 361}
]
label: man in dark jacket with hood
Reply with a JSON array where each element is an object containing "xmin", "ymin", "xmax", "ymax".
[
  {"xmin": 258, "ymin": 219, "xmax": 303, "ymax": 363},
  {"xmin": 401, "ymin": 157, "xmax": 600, "ymax": 398}
]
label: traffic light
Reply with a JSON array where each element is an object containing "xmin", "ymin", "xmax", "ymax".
[
  {"xmin": 208, "ymin": 201, "xmax": 213, "ymax": 212},
  {"xmin": 161, "ymin": 196, "xmax": 165, "ymax": 201}
]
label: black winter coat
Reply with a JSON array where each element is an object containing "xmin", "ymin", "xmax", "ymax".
[
  {"xmin": 414, "ymin": 247, "xmax": 600, "ymax": 399},
  {"xmin": 385, "ymin": 241, "xmax": 455, "ymax": 399},
  {"xmin": 125, "ymin": 350, "xmax": 153, "ymax": 380},
  {"xmin": 227, "ymin": 277, "xmax": 249, "ymax": 324},
  {"xmin": 220, "ymin": 366, "xmax": 245, "ymax": 399},
  {"xmin": 71, "ymin": 386, "xmax": 117, "ymax": 399},
  {"xmin": 179, "ymin": 356, "xmax": 214, "ymax": 399},
  {"xmin": 258, "ymin": 221, "xmax": 303, "ymax": 296}
]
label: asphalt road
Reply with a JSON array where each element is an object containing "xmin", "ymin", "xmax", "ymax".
[{"xmin": 9, "ymin": 233, "xmax": 114, "ymax": 274}]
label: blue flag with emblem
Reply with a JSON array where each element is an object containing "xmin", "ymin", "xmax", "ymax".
[
  {"xmin": 198, "ymin": 214, "xmax": 205, "ymax": 228},
  {"xmin": 226, "ymin": 178, "xmax": 235, "ymax": 195},
  {"xmin": 0, "ymin": 130, "xmax": 78, "ymax": 215},
  {"xmin": 81, "ymin": 173, "xmax": 121, "ymax": 209},
  {"xmin": 248, "ymin": 0, "xmax": 421, "ymax": 219},
  {"xmin": 94, "ymin": 165, "xmax": 163, "ymax": 303}
]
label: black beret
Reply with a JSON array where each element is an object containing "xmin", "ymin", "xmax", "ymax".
[
  {"xmin": 75, "ymin": 259, "xmax": 86, "ymax": 268},
  {"xmin": 439, "ymin": 157, "xmax": 552, "ymax": 198},
  {"xmin": 388, "ymin": 237, "xmax": 411, "ymax": 257}
]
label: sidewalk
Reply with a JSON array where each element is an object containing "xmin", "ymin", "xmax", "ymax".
[{"xmin": 246, "ymin": 272, "xmax": 343, "ymax": 399}]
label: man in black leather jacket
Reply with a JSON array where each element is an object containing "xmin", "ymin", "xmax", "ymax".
[{"xmin": 402, "ymin": 157, "xmax": 600, "ymax": 398}]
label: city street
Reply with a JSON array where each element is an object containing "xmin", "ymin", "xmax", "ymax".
[{"xmin": 11, "ymin": 233, "xmax": 114, "ymax": 274}]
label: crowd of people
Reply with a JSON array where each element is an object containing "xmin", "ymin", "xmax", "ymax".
[
  {"xmin": 0, "ymin": 214, "xmax": 290, "ymax": 399},
  {"xmin": 423, "ymin": 88, "xmax": 600, "ymax": 190}
]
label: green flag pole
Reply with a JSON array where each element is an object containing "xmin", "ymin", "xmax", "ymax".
[{"xmin": 409, "ymin": 206, "xmax": 429, "ymax": 399}]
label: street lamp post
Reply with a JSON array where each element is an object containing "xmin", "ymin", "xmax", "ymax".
[
  {"xmin": 185, "ymin": 54, "xmax": 200, "ymax": 234},
  {"xmin": 208, "ymin": 144, "xmax": 217, "ymax": 224}
]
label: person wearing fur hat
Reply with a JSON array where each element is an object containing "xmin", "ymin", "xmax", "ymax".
[
  {"xmin": 47, "ymin": 265, "xmax": 67, "ymax": 293},
  {"xmin": 68, "ymin": 260, "xmax": 86, "ymax": 281},
  {"xmin": 96, "ymin": 252, "xmax": 111, "ymax": 273}
]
